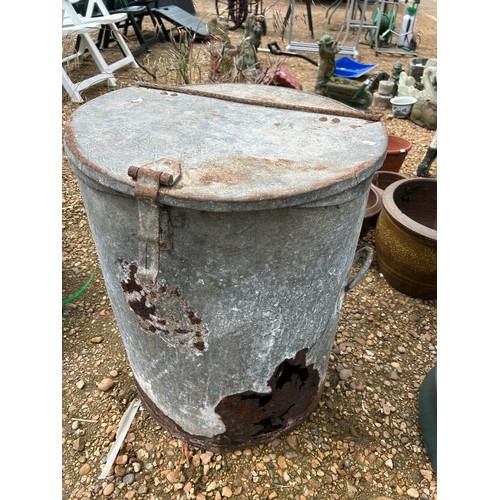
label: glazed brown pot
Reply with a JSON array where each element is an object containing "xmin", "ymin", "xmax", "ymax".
[
  {"xmin": 360, "ymin": 185, "xmax": 382, "ymax": 238},
  {"xmin": 372, "ymin": 170, "xmax": 408, "ymax": 196},
  {"xmin": 380, "ymin": 135, "xmax": 412, "ymax": 173},
  {"xmin": 375, "ymin": 178, "xmax": 437, "ymax": 298}
]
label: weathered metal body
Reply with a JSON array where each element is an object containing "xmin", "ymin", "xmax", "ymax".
[{"xmin": 64, "ymin": 84, "xmax": 388, "ymax": 452}]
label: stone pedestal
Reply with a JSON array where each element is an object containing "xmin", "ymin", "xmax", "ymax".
[{"xmin": 372, "ymin": 80, "xmax": 395, "ymax": 109}]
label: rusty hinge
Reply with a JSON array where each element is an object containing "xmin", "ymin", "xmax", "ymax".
[{"xmin": 128, "ymin": 159, "xmax": 181, "ymax": 285}]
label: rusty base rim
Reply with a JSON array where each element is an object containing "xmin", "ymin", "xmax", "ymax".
[{"xmin": 134, "ymin": 377, "xmax": 326, "ymax": 453}]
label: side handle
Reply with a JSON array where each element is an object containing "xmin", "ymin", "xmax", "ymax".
[{"xmin": 344, "ymin": 246, "xmax": 374, "ymax": 293}]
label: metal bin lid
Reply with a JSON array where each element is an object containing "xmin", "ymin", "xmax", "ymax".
[{"xmin": 64, "ymin": 84, "xmax": 388, "ymax": 211}]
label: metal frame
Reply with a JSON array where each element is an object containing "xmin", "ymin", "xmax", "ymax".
[
  {"xmin": 284, "ymin": 0, "xmax": 419, "ymax": 60},
  {"xmin": 285, "ymin": 0, "xmax": 374, "ymax": 61}
]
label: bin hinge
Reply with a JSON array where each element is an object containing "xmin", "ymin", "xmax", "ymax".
[{"xmin": 128, "ymin": 159, "xmax": 182, "ymax": 285}]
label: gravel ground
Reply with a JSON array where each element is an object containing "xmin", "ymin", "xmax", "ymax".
[{"xmin": 60, "ymin": 1, "xmax": 439, "ymax": 499}]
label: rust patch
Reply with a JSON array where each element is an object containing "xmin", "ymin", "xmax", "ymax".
[
  {"xmin": 198, "ymin": 173, "xmax": 227, "ymax": 186},
  {"xmin": 118, "ymin": 260, "xmax": 207, "ymax": 351},
  {"xmin": 192, "ymin": 340, "xmax": 206, "ymax": 352},
  {"xmin": 309, "ymin": 165, "xmax": 329, "ymax": 171},
  {"xmin": 134, "ymin": 348, "xmax": 324, "ymax": 453},
  {"xmin": 197, "ymin": 156, "xmax": 298, "ymax": 187},
  {"xmin": 199, "ymin": 170, "xmax": 251, "ymax": 187},
  {"xmin": 214, "ymin": 348, "xmax": 320, "ymax": 447}
]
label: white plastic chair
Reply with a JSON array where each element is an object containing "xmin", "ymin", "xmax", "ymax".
[{"xmin": 62, "ymin": 0, "xmax": 139, "ymax": 103}]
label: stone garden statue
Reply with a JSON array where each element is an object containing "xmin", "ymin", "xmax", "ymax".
[
  {"xmin": 314, "ymin": 34, "xmax": 339, "ymax": 95},
  {"xmin": 398, "ymin": 63, "xmax": 438, "ymax": 130},
  {"xmin": 389, "ymin": 61, "xmax": 403, "ymax": 96},
  {"xmin": 236, "ymin": 13, "xmax": 264, "ymax": 80}
]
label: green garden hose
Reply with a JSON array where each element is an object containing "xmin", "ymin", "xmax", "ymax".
[
  {"xmin": 62, "ymin": 266, "xmax": 96, "ymax": 305},
  {"xmin": 365, "ymin": 7, "xmax": 397, "ymax": 46}
]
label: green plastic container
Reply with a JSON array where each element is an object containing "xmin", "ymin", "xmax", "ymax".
[{"xmin": 419, "ymin": 365, "xmax": 437, "ymax": 471}]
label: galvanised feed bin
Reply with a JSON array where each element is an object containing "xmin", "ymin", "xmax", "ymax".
[{"xmin": 64, "ymin": 83, "xmax": 388, "ymax": 452}]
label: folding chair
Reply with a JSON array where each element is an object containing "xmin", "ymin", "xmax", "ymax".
[
  {"xmin": 62, "ymin": 22, "xmax": 114, "ymax": 103},
  {"xmin": 99, "ymin": 1, "xmax": 164, "ymax": 56},
  {"xmin": 152, "ymin": 5, "xmax": 208, "ymax": 40},
  {"xmin": 62, "ymin": 0, "xmax": 139, "ymax": 103}
]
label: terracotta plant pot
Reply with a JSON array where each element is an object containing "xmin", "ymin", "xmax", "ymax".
[
  {"xmin": 380, "ymin": 135, "xmax": 412, "ymax": 173},
  {"xmin": 372, "ymin": 170, "xmax": 408, "ymax": 196},
  {"xmin": 375, "ymin": 178, "xmax": 437, "ymax": 298},
  {"xmin": 360, "ymin": 185, "xmax": 382, "ymax": 238}
]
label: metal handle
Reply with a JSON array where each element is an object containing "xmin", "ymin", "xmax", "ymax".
[
  {"xmin": 344, "ymin": 246, "xmax": 374, "ymax": 293},
  {"xmin": 128, "ymin": 159, "xmax": 181, "ymax": 286}
]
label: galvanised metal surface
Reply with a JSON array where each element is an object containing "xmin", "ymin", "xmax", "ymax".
[{"xmin": 64, "ymin": 84, "xmax": 388, "ymax": 452}]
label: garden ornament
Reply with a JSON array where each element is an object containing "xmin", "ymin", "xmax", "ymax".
[{"xmin": 314, "ymin": 34, "xmax": 339, "ymax": 95}]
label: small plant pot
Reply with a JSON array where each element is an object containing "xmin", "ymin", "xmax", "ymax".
[
  {"xmin": 390, "ymin": 96, "xmax": 417, "ymax": 118},
  {"xmin": 375, "ymin": 178, "xmax": 437, "ymax": 298},
  {"xmin": 380, "ymin": 135, "xmax": 412, "ymax": 172},
  {"xmin": 359, "ymin": 185, "xmax": 382, "ymax": 238}
]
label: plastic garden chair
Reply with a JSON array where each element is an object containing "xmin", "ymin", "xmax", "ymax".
[{"xmin": 62, "ymin": 0, "xmax": 139, "ymax": 102}]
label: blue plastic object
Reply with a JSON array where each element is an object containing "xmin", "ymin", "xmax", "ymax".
[{"xmin": 334, "ymin": 56, "xmax": 377, "ymax": 78}]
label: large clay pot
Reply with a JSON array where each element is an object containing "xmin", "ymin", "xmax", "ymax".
[
  {"xmin": 380, "ymin": 135, "xmax": 412, "ymax": 172},
  {"xmin": 360, "ymin": 185, "xmax": 382, "ymax": 238},
  {"xmin": 372, "ymin": 170, "xmax": 408, "ymax": 196},
  {"xmin": 375, "ymin": 178, "xmax": 437, "ymax": 298}
]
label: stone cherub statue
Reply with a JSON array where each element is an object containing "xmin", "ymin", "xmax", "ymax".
[{"xmin": 314, "ymin": 34, "xmax": 339, "ymax": 95}]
